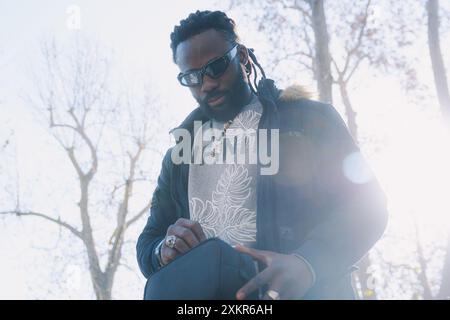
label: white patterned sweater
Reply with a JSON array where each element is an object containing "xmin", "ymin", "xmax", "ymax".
[{"xmin": 188, "ymin": 95, "xmax": 262, "ymax": 248}]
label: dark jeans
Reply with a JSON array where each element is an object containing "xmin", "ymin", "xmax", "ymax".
[{"xmin": 144, "ymin": 238, "xmax": 259, "ymax": 300}]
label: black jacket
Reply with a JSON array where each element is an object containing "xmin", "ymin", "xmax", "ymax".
[{"xmin": 136, "ymin": 79, "xmax": 388, "ymax": 299}]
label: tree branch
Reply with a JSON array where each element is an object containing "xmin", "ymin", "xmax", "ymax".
[
  {"xmin": 279, "ymin": 0, "xmax": 313, "ymax": 21},
  {"xmin": 66, "ymin": 108, "xmax": 98, "ymax": 179},
  {"xmin": 124, "ymin": 199, "xmax": 152, "ymax": 229},
  {"xmin": 65, "ymin": 146, "xmax": 84, "ymax": 178},
  {"xmin": 331, "ymin": 56, "xmax": 343, "ymax": 84},
  {"xmin": 345, "ymin": 53, "xmax": 368, "ymax": 83},
  {"xmin": 0, "ymin": 210, "xmax": 82, "ymax": 239},
  {"xmin": 342, "ymin": 0, "xmax": 371, "ymax": 75},
  {"xmin": 104, "ymin": 141, "xmax": 146, "ymax": 277},
  {"xmin": 272, "ymin": 50, "xmax": 314, "ymax": 71},
  {"xmin": 107, "ymin": 197, "xmax": 152, "ymax": 246}
]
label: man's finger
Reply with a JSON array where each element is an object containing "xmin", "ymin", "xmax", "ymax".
[
  {"xmin": 262, "ymin": 275, "xmax": 285, "ymax": 300},
  {"xmin": 236, "ymin": 267, "xmax": 275, "ymax": 300},
  {"xmin": 171, "ymin": 236, "xmax": 190, "ymax": 254},
  {"xmin": 161, "ymin": 246, "xmax": 178, "ymax": 265},
  {"xmin": 234, "ymin": 244, "xmax": 271, "ymax": 265},
  {"xmin": 192, "ymin": 222, "xmax": 207, "ymax": 241},
  {"xmin": 167, "ymin": 225, "xmax": 199, "ymax": 248},
  {"xmin": 176, "ymin": 218, "xmax": 207, "ymax": 242}
]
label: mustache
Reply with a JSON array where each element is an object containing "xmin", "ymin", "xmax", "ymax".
[{"xmin": 202, "ymin": 92, "xmax": 227, "ymax": 104}]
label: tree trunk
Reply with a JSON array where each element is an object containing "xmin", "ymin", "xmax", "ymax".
[
  {"xmin": 338, "ymin": 80, "xmax": 358, "ymax": 141},
  {"xmin": 438, "ymin": 235, "xmax": 450, "ymax": 299},
  {"xmin": 427, "ymin": 0, "xmax": 450, "ymax": 125},
  {"xmin": 427, "ymin": 0, "xmax": 450, "ymax": 300},
  {"xmin": 309, "ymin": 0, "xmax": 333, "ymax": 104},
  {"xmin": 93, "ymin": 276, "xmax": 112, "ymax": 300},
  {"xmin": 414, "ymin": 220, "xmax": 434, "ymax": 299},
  {"xmin": 78, "ymin": 177, "xmax": 108, "ymax": 299}
]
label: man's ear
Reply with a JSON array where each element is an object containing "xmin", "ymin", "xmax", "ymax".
[
  {"xmin": 237, "ymin": 44, "xmax": 249, "ymax": 66},
  {"xmin": 237, "ymin": 44, "xmax": 252, "ymax": 75}
]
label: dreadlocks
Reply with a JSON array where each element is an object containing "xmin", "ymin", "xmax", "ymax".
[{"xmin": 170, "ymin": 10, "xmax": 266, "ymax": 94}]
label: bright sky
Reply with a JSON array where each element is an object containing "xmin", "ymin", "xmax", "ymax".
[
  {"xmin": 1, "ymin": 1, "xmax": 449, "ymax": 299},
  {"xmin": 0, "ymin": 0, "xmax": 228, "ymax": 300}
]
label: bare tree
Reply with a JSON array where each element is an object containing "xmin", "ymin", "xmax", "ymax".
[
  {"xmin": 427, "ymin": 0, "xmax": 450, "ymax": 126},
  {"xmin": 424, "ymin": 0, "xmax": 450, "ymax": 300},
  {"xmin": 309, "ymin": 0, "xmax": 333, "ymax": 103},
  {"xmin": 329, "ymin": 4, "xmax": 425, "ymax": 298},
  {"xmin": 438, "ymin": 236, "xmax": 450, "ymax": 298},
  {"xmin": 228, "ymin": 0, "xmax": 429, "ymax": 299},
  {"xmin": 411, "ymin": 216, "xmax": 433, "ymax": 299},
  {"xmin": 230, "ymin": 0, "xmax": 417, "ymax": 139},
  {"xmin": 0, "ymin": 39, "xmax": 162, "ymax": 299}
]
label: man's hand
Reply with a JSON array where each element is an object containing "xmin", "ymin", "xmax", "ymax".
[
  {"xmin": 234, "ymin": 245, "xmax": 314, "ymax": 300},
  {"xmin": 161, "ymin": 218, "xmax": 207, "ymax": 265}
]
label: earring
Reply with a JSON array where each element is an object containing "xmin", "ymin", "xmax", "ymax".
[{"xmin": 245, "ymin": 62, "xmax": 252, "ymax": 75}]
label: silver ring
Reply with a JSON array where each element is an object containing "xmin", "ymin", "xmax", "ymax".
[
  {"xmin": 266, "ymin": 289, "xmax": 280, "ymax": 300},
  {"xmin": 165, "ymin": 235, "xmax": 177, "ymax": 249}
]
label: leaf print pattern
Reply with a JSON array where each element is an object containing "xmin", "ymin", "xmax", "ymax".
[
  {"xmin": 189, "ymin": 198, "xmax": 218, "ymax": 238},
  {"xmin": 217, "ymin": 205, "xmax": 256, "ymax": 244},
  {"xmin": 212, "ymin": 165, "xmax": 252, "ymax": 208},
  {"xmin": 189, "ymin": 165, "xmax": 257, "ymax": 245},
  {"xmin": 188, "ymin": 97, "xmax": 262, "ymax": 246},
  {"xmin": 232, "ymin": 110, "xmax": 261, "ymax": 131}
]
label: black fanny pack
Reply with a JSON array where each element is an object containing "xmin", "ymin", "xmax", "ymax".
[{"xmin": 144, "ymin": 238, "xmax": 259, "ymax": 300}]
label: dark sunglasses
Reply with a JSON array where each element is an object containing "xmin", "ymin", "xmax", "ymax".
[{"xmin": 177, "ymin": 44, "xmax": 238, "ymax": 87}]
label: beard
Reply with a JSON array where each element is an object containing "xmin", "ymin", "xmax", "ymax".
[{"xmin": 198, "ymin": 67, "xmax": 251, "ymax": 122}]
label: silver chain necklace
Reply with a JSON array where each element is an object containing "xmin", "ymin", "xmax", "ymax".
[{"xmin": 210, "ymin": 119, "xmax": 233, "ymax": 158}]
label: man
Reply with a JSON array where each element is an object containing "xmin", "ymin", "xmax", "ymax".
[{"xmin": 136, "ymin": 10, "xmax": 388, "ymax": 300}]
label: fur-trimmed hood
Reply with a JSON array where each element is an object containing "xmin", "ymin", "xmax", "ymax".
[{"xmin": 278, "ymin": 84, "xmax": 315, "ymax": 102}]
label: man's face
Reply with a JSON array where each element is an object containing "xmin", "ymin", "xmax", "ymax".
[{"xmin": 175, "ymin": 29, "xmax": 251, "ymax": 121}]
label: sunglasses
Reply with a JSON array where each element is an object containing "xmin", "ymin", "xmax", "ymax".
[{"xmin": 177, "ymin": 44, "xmax": 239, "ymax": 87}]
